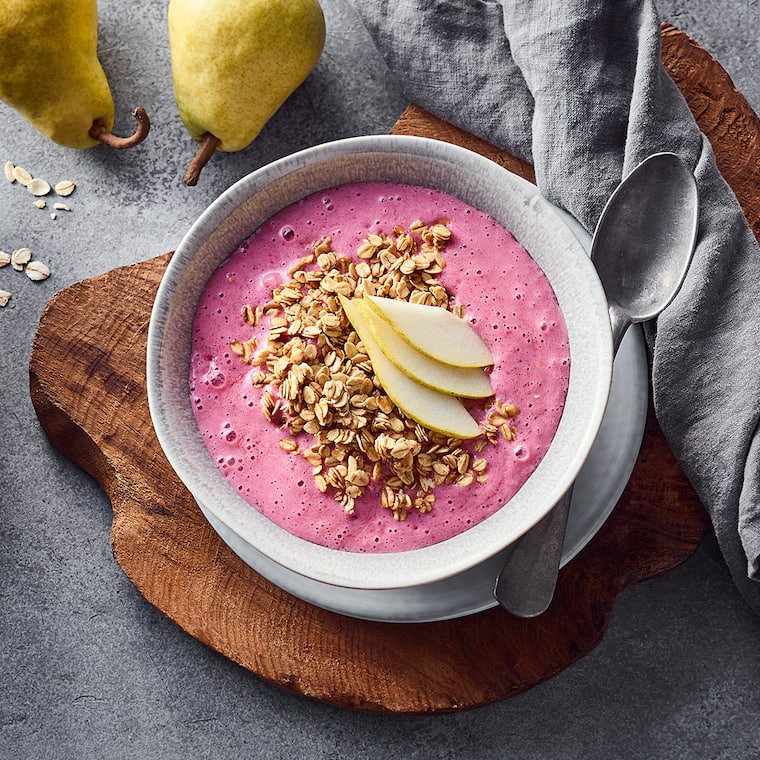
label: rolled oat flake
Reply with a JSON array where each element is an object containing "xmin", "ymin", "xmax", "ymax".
[
  {"xmin": 27, "ymin": 178, "xmax": 51, "ymax": 196},
  {"xmin": 25, "ymin": 260, "xmax": 50, "ymax": 281},
  {"xmin": 54, "ymin": 180, "xmax": 76, "ymax": 197}
]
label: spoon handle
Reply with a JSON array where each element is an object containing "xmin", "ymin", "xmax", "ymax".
[
  {"xmin": 609, "ymin": 305, "xmax": 631, "ymax": 356},
  {"xmin": 494, "ymin": 310, "xmax": 626, "ymax": 617},
  {"xmin": 493, "ymin": 308, "xmax": 627, "ymax": 618},
  {"xmin": 494, "ymin": 487, "xmax": 573, "ymax": 617}
]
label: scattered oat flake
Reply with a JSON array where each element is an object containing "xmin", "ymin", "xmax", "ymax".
[
  {"xmin": 54, "ymin": 180, "xmax": 76, "ymax": 197},
  {"xmin": 34, "ymin": 199, "xmax": 46, "ymax": 209},
  {"xmin": 13, "ymin": 166, "xmax": 32, "ymax": 186},
  {"xmin": 4, "ymin": 161, "xmax": 14, "ymax": 183},
  {"xmin": 0, "ymin": 289, "xmax": 11, "ymax": 307},
  {"xmin": 0, "ymin": 251, "xmax": 10, "ymax": 267},
  {"xmin": 27, "ymin": 178, "xmax": 51, "ymax": 196},
  {"xmin": 11, "ymin": 247, "xmax": 32, "ymax": 271},
  {"xmin": 53, "ymin": 202, "xmax": 70, "ymax": 211},
  {"xmin": 25, "ymin": 260, "xmax": 50, "ymax": 281},
  {"xmin": 50, "ymin": 213, "xmax": 57, "ymax": 220}
]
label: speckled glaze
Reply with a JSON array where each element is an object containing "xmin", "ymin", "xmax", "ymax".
[{"xmin": 147, "ymin": 136, "xmax": 614, "ymax": 613}]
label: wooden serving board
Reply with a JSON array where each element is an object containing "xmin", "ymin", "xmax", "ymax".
[{"xmin": 29, "ymin": 25, "xmax": 758, "ymax": 713}]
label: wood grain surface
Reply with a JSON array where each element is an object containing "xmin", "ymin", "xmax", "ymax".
[{"xmin": 29, "ymin": 24, "xmax": 757, "ymax": 713}]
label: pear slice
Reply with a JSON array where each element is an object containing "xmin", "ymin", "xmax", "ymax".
[
  {"xmin": 360, "ymin": 302, "xmax": 494, "ymax": 398},
  {"xmin": 339, "ymin": 295, "xmax": 482, "ymax": 439},
  {"xmin": 365, "ymin": 295, "xmax": 494, "ymax": 368}
]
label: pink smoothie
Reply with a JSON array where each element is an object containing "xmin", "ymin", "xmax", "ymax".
[{"xmin": 189, "ymin": 182, "xmax": 569, "ymax": 552}]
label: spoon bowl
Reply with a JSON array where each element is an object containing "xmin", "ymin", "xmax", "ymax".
[{"xmin": 593, "ymin": 152, "xmax": 700, "ymax": 351}]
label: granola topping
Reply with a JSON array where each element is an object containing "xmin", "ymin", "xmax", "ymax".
[{"xmin": 233, "ymin": 221, "xmax": 518, "ymax": 522}]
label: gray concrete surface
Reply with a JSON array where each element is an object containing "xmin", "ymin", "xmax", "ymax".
[{"xmin": 2, "ymin": 1, "xmax": 760, "ymax": 758}]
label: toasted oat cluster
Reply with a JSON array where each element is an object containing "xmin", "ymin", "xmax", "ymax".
[{"xmin": 232, "ymin": 220, "xmax": 519, "ymax": 521}]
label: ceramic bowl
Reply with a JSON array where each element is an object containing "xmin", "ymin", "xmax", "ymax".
[{"xmin": 147, "ymin": 135, "xmax": 614, "ymax": 620}]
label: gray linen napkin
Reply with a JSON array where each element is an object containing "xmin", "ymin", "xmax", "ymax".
[{"xmin": 350, "ymin": 0, "xmax": 760, "ymax": 613}]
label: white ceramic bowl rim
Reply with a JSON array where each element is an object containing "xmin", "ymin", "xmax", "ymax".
[{"xmin": 147, "ymin": 135, "xmax": 613, "ymax": 591}]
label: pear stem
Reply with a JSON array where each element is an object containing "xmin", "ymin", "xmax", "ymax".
[
  {"xmin": 184, "ymin": 133, "xmax": 221, "ymax": 186},
  {"xmin": 89, "ymin": 107, "xmax": 151, "ymax": 149}
]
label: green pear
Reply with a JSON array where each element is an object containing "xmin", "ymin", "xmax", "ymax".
[
  {"xmin": 339, "ymin": 295, "xmax": 482, "ymax": 440},
  {"xmin": 168, "ymin": 0, "xmax": 326, "ymax": 185},
  {"xmin": 0, "ymin": 0, "xmax": 150, "ymax": 149}
]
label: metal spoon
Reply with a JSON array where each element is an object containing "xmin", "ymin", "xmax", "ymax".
[{"xmin": 494, "ymin": 152, "xmax": 699, "ymax": 617}]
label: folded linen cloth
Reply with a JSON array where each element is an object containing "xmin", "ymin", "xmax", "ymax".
[{"xmin": 350, "ymin": 0, "xmax": 760, "ymax": 613}]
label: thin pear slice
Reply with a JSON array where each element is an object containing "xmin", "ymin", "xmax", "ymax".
[
  {"xmin": 339, "ymin": 295, "xmax": 482, "ymax": 439},
  {"xmin": 365, "ymin": 295, "xmax": 494, "ymax": 368},
  {"xmin": 360, "ymin": 302, "xmax": 494, "ymax": 398}
]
